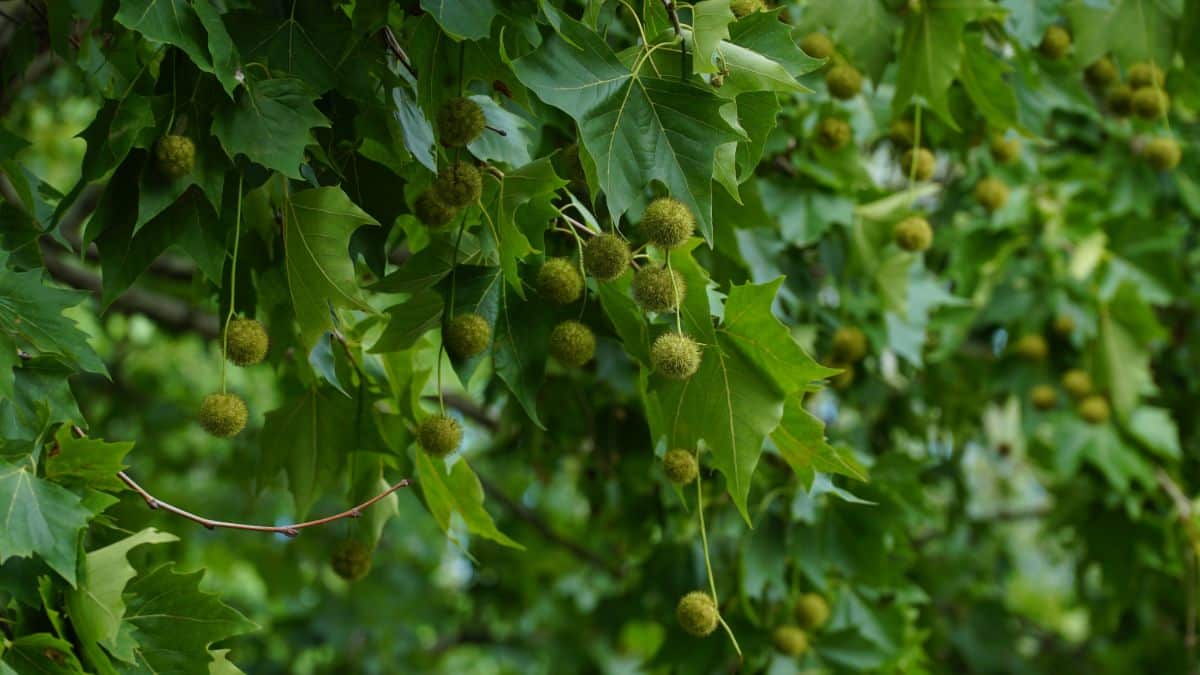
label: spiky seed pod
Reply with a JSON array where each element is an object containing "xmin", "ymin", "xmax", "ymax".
[
  {"xmin": 437, "ymin": 97, "xmax": 486, "ymax": 147},
  {"xmin": 444, "ymin": 313, "xmax": 492, "ymax": 359},
  {"xmin": 1106, "ymin": 85, "xmax": 1134, "ymax": 116},
  {"xmin": 1085, "ymin": 57, "xmax": 1118, "ymax": 88},
  {"xmin": 663, "ymin": 449, "xmax": 698, "ymax": 485},
  {"xmin": 549, "ymin": 320, "xmax": 596, "ymax": 367},
  {"xmin": 1061, "ymin": 369, "xmax": 1094, "ymax": 400},
  {"xmin": 330, "ymin": 539, "xmax": 372, "ymax": 582},
  {"xmin": 583, "ymin": 233, "xmax": 632, "ymax": 281},
  {"xmin": 893, "ymin": 216, "xmax": 933, "ymax": 252},
  {"xmin": 417, "ymin": 414, "xmax": 462, "ymax": 457},
  {"xmin": 433, "ymin": 162, "xmax": 482, "ymax": 208},
  {"xmin": 1144, "ymin": 137, "xmax": 1182, "ymax": 172},
  {"xmin": 1031, "ymin": 385, "xmax": 1058, "ymax": 411},
  {"xmin": 537, "ymin": 258, "xmax": 585, "ymax": 305},
  {"xmin": 800, "ymin": 32, "xmax": 835, "ymax": 60},
  {"xmin": 831, "ymin": 363, "xmax": 855, "ymax": 390},
  {"xmin": 1078, "ymin": 395, "xmax": 1111, "ymax": 424},
  {"xmin": 901, "ymin": 148, "xmax": 935, "ymax": 181},
  {"xmin": 224, "ymin": 318, "xmax": 269, "ymax": 366},
  {"xmin": 1132, "ymin": 87, "xmax": 1169, "ymax": 120},
  {"xmin": 1013, "ymin": 334, "xmax": 1048, "ymax": 361},
  {"xmin": 1128, "ymin": 62, "xmax": 1165, "ymax": 89},
  {"xmin": 831, "ymin": 327, "xmax": 868, "ymax": 363},
  {"xmin": 199, "ymin": 393, "xmax": 248, "ymax": 438},
  {"xmin": 651, "ymin": 333, "xmax": 702, "ymax": 380},
  {"xmin": 825, "ymin": 64, "xmax": 863, "ymax": 100},
  {"xmin": 632, "ymin": 266, "xmax": 686, "ymax": 313},
  {"xmin": 817, "ymin": 117, "xmax": 852, "ymax": 150},
  {"xmin": 1039, "ymin": 25, "xmax": 1071, "ymax": 59},
  {"xmin": 730, "ymin": 0, "xmax": 767, "ymax": 17},
  {"xmin": 1053, "ymin": 314, "xmax": 1075, "ymax": 336},
  {"xmin": 641, "ymin": 197, "xmax": 696, "ymax": 249},
  {"xmin": 155, "ymin": 135, "xmax": 195, "ymax": 179},
  {"xmin": 772, "ymin": 625, "xmax": 810, "ymax": 657},
  {"xmin": 676, "ymin": 591, "xmax": 719, "ymax": 637},
  {"xmin": 889, "ymin": 119, "xmax": 916, "ymax": 149},
  {"xmin": 414, "ymin": 190, "xmax": 458, "ymax": 228},
  {"xmin": 974, "ymin": 177, "xmax": 1009, "ymax": 212},
  {"xmin": 990, "ymin": 134, "xmax": 1020, "ymax": 164},
  {"xmin": 795, "ymin": 593, "xmax": 831, "ymax": 629}
]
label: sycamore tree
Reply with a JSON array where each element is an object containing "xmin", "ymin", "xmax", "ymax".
[{"xmin": 1, "ymin": 0, "xmax": 1198, "ymax": 673}]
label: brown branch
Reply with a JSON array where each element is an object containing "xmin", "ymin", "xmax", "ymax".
[{"xmin": 381, "ymin": 26, "xmax": 417, "ymax": 78}]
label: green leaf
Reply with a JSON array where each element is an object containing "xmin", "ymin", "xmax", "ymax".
[
  {"xmin": 45, "ymin": 426, "xmax": 132, "ymax": 492},
  {"xmin": 1066, "ymin": 0, "xmax": 1176, "ymax": 67},
  {"xmin": 1126, "ymin": 406, "xmax": 1181, "ymax": 460},
  {"xmin": 192, "ymin": 1, "xmax": 241, "ymax": 96},
  {"xmin": 0, "ymin": 460, "xmax": 93, "ymax": 585},
  {"xmin": 959, "ymin": 34, "xmax": 1020, "ymax": 132},
  {"xmin": 260, "ymin": 387, "xmax": 362, "ymax": 517},
  {"xmin": 805, "ymin": 0, "xmax": 900, "ymax": 81},
  {"xmin": 771, "ymin": 398, "xmax": 868, "ymax": 483},
  {"xmin": 0, "ymin": 361, "xmax": 83, "ymax": 441},
  {"xmin": 705, "ymin": 11, "xmax": 821, "ymax": 97},
  {"xmin": 0, "ymin": 267, "xmax": 106, "ymax": 389},
  {"xmin": 114, "ymin": 0, "xmax": 239, "ymax": 95},
  {"xmin": 2, "ymin": 633, "xmax": 83, "ymax": 674},
  {"xmin": 493, "ymin": 285, "xmax": 551, "ymax": 428},
  {"xmin": 135, "ymin": 136, "xmax": 226, "ymax": 233},
  {"xmin": 1095, "ymin": 306, "xmax": 1155, "ymax": 422},
  {"xmin": 415, "ymin": 453, "xmax": 522, "ymax": 549},
  {"xmin": 893, "ymin": 1, "xmax": 994, "ymax": 129},
  {"xmin": 212, "ymin": 77, "xmax": 329, "ymax": 178},
  {"xmin": 691, "ymin": 0, "xmax": 734, "ymax": 74},
  {"xmin": 722, "ymin": 279, "xmax": 838, "ymax": 393},
  {"xmin": 481, "ymin": 157, "xmax": 566, "ymax": 296},
  {"xmin": 596, "ymin": 271, "xmax": 652, "ymax": 366},
  {"xmin": 224, "ymin": 4, "xmax": 359, "ymax": 94},
  {"xmin": 419, "ymin": 0, "xmax": 498, "ymax": 41},
  {"xmin": 369, "ymin": 291, "xmax": 444, "ymax": 353}
]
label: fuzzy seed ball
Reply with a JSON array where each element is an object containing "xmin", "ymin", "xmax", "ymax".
[
  {"xmin": 1085, "ymin": 57, "xmax": 1118, "ymax": 88},
  {"xmin": 1132, "ymin": 87, "xmax": 1169, "ymax": 120},
  {"xmin": 651, "ymin": 333, "xmax": 702, "ymax": 380},
  {"xmin": 831, "ymin": 363, "xmax": 854, "ymax": 390},
  {"xmin": 1013, "ymin": 334, "xmax": 1048, "ymax": 361},
  {"xmin": 1144, "ymin": 137, "xmax": 1182, "ymax": 172},
  {"xmin": 676, "ymin": 591, "xmax": 719, "ymax": 637},
  {"xmin": 583, "ymin": 233, "xmax": 632, "ymax": 281},
  {"xmin": 1053, "ymin": 314, "xmax": 1075, "ymax": 336},
  {"xmin": 1031, "ymin": 385, "xmax": 1058, "ymax": 410},
  {"xmin": 224, "ymin": 318, "xmax": 269, "ymax": 366},
  {"xmin": 330, "ymin": 539, "xmax": 372, "ymax": 582},
  {"xmin": 800, "ymin": 32, "xmax": 835, "ymax": 60},
  {"xmin": 901, "ymin": 148, "xmax": 935, "ymax": 181},
  {"xmin": 414, "ymin": 190, "xmax": 458, "ymax": 228},
  {"xmin": 1078, "ymin": 395, "xmax": 1110, "ymax": 424},
  {"xmin": 974, "ymin": 177, "xmax": 1009, "ymax": 212},
  {"xmin": 437, "ymin": 97, "xmax": 486, "ymax": 147},
  {"xmin": 1106, "ymin": 85, "xmax": 1134, "ymax": 117},
  {"xmin": 795, "ymin": 593, "xmax": 830, "ymax": 629},
  {"xmin": 772, "ymin": 625, "xmax": 809, "ymax": 657},
  {"xmin": 155, "ymin": 135, "xmax": 195, "ymax": 179},
  {"xmin": 444, "ymin": 313, "xmax": 492, "ymax": 359},
  {"xmin": 731, "ymin": 0, "xmax": 767, "ymax": 17},
  {"xmin": 990, "ymin": 134, "xmax": 1020, "ymax": 164},
  {"xmin": 1039, "ymin": 25, "xmax": 1071, "ymax": 60},
  {"xmin": 433, "ymin": 162, "xmax": 483, "ymax": 208},
  {"xmin": 1061, "ymin": 369, "xmax": 1093, "ymax": 400},
  {"xmin": 831, "ymin": 327, "xmax": 868, "ymax": 363},
  {"xmin": 632, "ymin": 266, "xmax": 687, "ymax": 313},
  {"xmin": 890, "ymin": 119, "xmax": 916, "ymax": 149},
  {"xmin": 1128, "ymin": 62, "xmax": 1165, "ymax": 89},
  {"xmin": 199, "ymin": 393, "xmax": 248, "ymax": 438},
  {"xmin": 893, "ymin": 216, "xmax": 933, "ymax": 252},
  {"xmin": 641, "ymin": 197, "xmax": 696, "ymax": 249},
  {"xmin": 417, "ymin": 414, "xmax": 462, "ymax": 456},
  {"xmin": 537, "ymin": 258, "xmax": 585, "ymax": 306},
  {"xmin": 817, "ymin": 117, "xmax": 852, "ymax": 150},
  {"xmin": 663, "ymin": 449, "xmax": 698, "ymax": 485},
  {"xmin": 825, "ymin": 64, "xmax": 863, "ymax": 100},
  {"xmin": 549, "ymin": 320, "xmax": 596, "ymax": 367}
]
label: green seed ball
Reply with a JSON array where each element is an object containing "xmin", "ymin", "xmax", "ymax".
[
  {"xmin": 1013, "ymin": 334, "xmax": 1048, "ymax": 361},
  {"xmin": 831, "ymin": 327, "xmax": 868, "ymax": 363},
  {"xmin": 974, "ymin": 177, "xmax": 1009, "ymax": 212},
  {"xmin": 651, "ymin": 333, "xmax": 702, "ymax": 380},
  {"xmin": 437, "ymin": 97, "xmax": 486, "ymax": 147},
  {"xmin": 632, "ymin": 266, "xmax": 686, "ymax": 313},
  {"xmin": 417, "ymin": 414, "xmax": 462, "ymax": 457},
  {"xmin": 1039, "ymin": 25, "xmax": 1071, "ymax": 60},
  {"xmin": 1061, "ymin": 369, "xmax": 1093, "ymax": 400},
  {"xmin": 155, "ymin": 135, "xmax": 195, "ymax": 179},
  {"xmin": 800, "ymin": 32, "xmax": 835, "ymax": 60},
  {"xmin": 795, "ymin": 593, "xmax": 831, "ymax": 629},
  {"xmin": 548, "ymin": 320, "xmax": 596, "ymax": 367},
  {"xmin": 1132, "ymin": 87, "xmax": 1169, "ymax": 120},
  {"xmin": 1128, "ymin": 62, "xmax": 1165, "ymax": 89},
  {"xmin": 199, "ymin": 393, "xmax": 248, "ymax": 438},
  {"xmin": 224, "ymin": 318, "xmax": 269, "ymax": 366},
  {"xmin": 444, "ymin": 313, "xmax": 492, "ymax": 359},
  {"xmin": 1031, "ymin": 384, "xmax": 1058, "ymax": 411},
  {"xmin": 772, "ymin": 625, "xmax": 810, "ymax": 657},
  {"xmin": 330, "ymin": 539, "xmax": 372, "ymax": 582},
  {"xmin": 433, "ymin": 162, "xmax": 482, "ymax": 208},
  {"xmin": 641, "ymin": 197, "xmax": 696, "ymax": 249},
  {"xmin": 676, "ymin": 591, "xmax": 719, "ymax": 637},
  {"xmin": 663, "ymin": 448, "xmax": 698, "ymax": 485},
  {"xmin": 1053, "ymin": 314, "xmax": 1075, "ymax": 336},
  {"xmin": 817, "ymin": 117, "xmax": 852, "ymax": 150},
  {"xmin": 1085, "ymin": 57, "xmax": 1118, "ymax": 88},
  {"xmin": 1078, "ymin": 395, "xmax": 1111, "ymax": 424},
  {"xmin": 537, "ymin": 257, "xmax": 585, "ymax": 306},
  {"xmin": 893, "ymin": 216, "xmax": 933, "ymax": 252},
  {"xmin": 730, "ymin": 0, "xmax": 767, "ymax": 17},
  {"xmin": 990, "ymin": 134, "xmax": 1020, "ymax": 164},
  {"xmin": 414, "ymin": 190, "xmax": 458, "ymax": 228},
  {"xmin": 890, "ymin": 118, "xmax": 916, "ymax": 149},
  {"xmin": 1107, "ymin": 84, "xmax": 1134, "ymax": 116},
  {"xmin": 1144, "ymin": 137, "xmax": 1182, "ymax": 171},
  {"xmin": 825, "ymin": 63, "xmax": 863, "ymax": 100},
  {"xmin": 831, "ymin": 363, "xmax": 855, "ymax": 390},
  {"xmin": 901, "ymin": 148, "xmax": 935, "ymax": 181},
  {"xmin": 583, "ymin": 233, "xmax": 632, "ymax": 281}
]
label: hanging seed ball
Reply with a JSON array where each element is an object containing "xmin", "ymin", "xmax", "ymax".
[
  {"xmin": 1106, "ymin": 85, "xmax": 1134, "ymax": 117},
  {"xmin": 1061, "ymin": 369, "xmax": 1093, "ymax": 400},
  {"xmin": 731, "ymin": 0, "xmax": 767, "ymax": 17},
  {"xmin": 443, "ymin": 313, "xmax": 492, "ymax": 359},
  {"xmin": 632, "ymin": 266, "xmax": 687, "ymax": 313},
  {"xmin": 417, "ymin": 414, "xmax": 462, "ymax": 457},
  {"xmin": 676, "ymin": 591, "xmax": 719, "ymax": 637},
  {"xmin": 663, "ymin": 448, "xmax": 699, "ymax": 485},
  {"xmin": 1078, "ymin": 395, "xmax": 1111, "ymax": 424},
  {"xmin": 437, "ymin": 97, "xmax": 486, "ymax": 147},
  {"xmin": 990, "ymin": 134, "xmax": 1020, "ymax": 164},
  {"xmin": 817, "ymin": 117, "xmax": 852, "ymax": 150},
  {"xmin": 199, "ymin": 393, "xmax": 248, "ymax": 438},
  {"xmin": 1085, "ymin": 57, "xmax": 1118, "ymax": 88},
  {"xmin": 889, "ymin": 118, "xmax": 916, "ymax": 149},
  {"xmin": 330, "ymin": 539, "xmax": 372, "ymax": 582},
  {"xmin": 641, "ymin": 197, "xmax": 696, "ymax": 249},
  {"xmin": 155, "ymin": 135, "xmax": 195, "ymax": 179},
  {"xmin": 537, "ymin": 257, "xmax": 585, "ymax": 305},
  {"xmin": 974, "ymin": 177, "xmax": 1009, "ymax": 212},
  {"xmin": 1132, "ymin": 87, "xmax": 1169, "ymax": 120},
  {"xmin": 901, "ymin": 148, "xmax": 935, "ymax": 181},
  {"xmin": 825, "ymin": 63, "xmax": 863, "ymax": 100},
  {"xmin": 583, "ymin": 233, "xmax": 632, "ymax": 281},
  {"xmin": 1144, "ymin": 137, "xmax": 1182, "ymax": 172},
  {"xmin": 1039, "ymin": 25, "xmax": 1071, "ymax": 59},
  {"xmin": 433, "ymin": 161, "xmax": 483, "ymax": 208},
  {"xmin": 224, "ymin": 318, "xmax": 269, "ymax": 366},
  {"xmin": 893, "ymin": 216, "xmax": 933, "ymax": 252},
  {"xmin": 795, "ymin": 593, "xmax": 831, "ymax": 629},
  {"xmin": 831, "ymin": 363, "xmax": 855, "ymax": 390},
  {"xmin": 1012, "ymin": 334, "xmax": 1048, "ymax": 361},
  {"xmin": 651, "ymin": 333, "xmax": 702, "ymax": 380},
  {"xmin": 1128, "ymin": 62, "xmax": 1165, "ymax": 89},
  {"xmin": 800, "ymin": 32, "xmax": 835, "ymax": 60},
  {"xmin": 414, "ymin": 190, "xmax": 458, "ymax": 228},
  {"xmin": 1031, "ymin": 385, "xmax": 1058, "ymax": 410},
  {"xmin": 548, "ymin": 320, "xmax": 596, "ymax": 367},
  {"xmin": 1053, "ymin": 314, "xmax": 1075, "ymax": 336},
  {"xmin": 831, "ymin": 327, "xmax": 868, "ymax": 363},
  {"xmin": 772, "ymin": 625, "xmax": 810, "ymax": 657}
]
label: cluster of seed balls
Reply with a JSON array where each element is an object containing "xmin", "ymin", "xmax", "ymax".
[
  {"xmin": 676, "ymin": 587, "xmax": 831, "ymax": 657},
  {"xmin": 1084, "ymin": 57, "xmax": 1181, "ymax": 171},
  {"xmin": 1014, "ymin": 326, "xmax": 1111, "ymax": 425},
  {"xmin": 413, "ymin": 98, "xmax": 488, "ymax": 228},
  {"xmin": 826, "ymin": 326, "xmax": 869, "ymax": 390},
  {"xmin": 198, "ymin": 318, "xmax": 269, "ymax": 438}
]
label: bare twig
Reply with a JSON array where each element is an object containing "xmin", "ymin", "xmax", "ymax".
[
  {"xmin": 1158, "ymin": 468, "xmax": 1199, "ymax": 669},
  {"xmin": 381, "ymin": 26, "xmax": 418, "ymax": 78}
]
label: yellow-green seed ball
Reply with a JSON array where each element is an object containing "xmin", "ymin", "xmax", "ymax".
[
  {"xmin": 155, "ymin": 135, "xmax": 195, "ymax": 179},
  {"xmin": 1144, "ymin": 137, "xmax": 1182, "ymax": 172},
  {"xmin": 1078, "ymin": 395, "xmax": 1110, "ymax": 424},
  {"xmin": 417, "ymin": 414, "xmax": 462, "ymax": 456},
  {"xmin": 800, "ymin": 32, "xmax": 835, "ymax": 60},
  {"xmin": 1031, "ymin": 385, "xmax": 1058, "ymax": 411},
  {"xmin": 1013, "ymin": 334, "xmax": 1048, "ymax": 361},
  {"xmin": 817, "ymin": 117, "xmax": 852, "ymax": 150},
  {"xmin": 583, "ymin": 233, "xmax": 631, "ymax": 281},
  {"xmin": 1053, "ymin": 314, "xmax": 1075, "ymax": 336},
  {"xmin": 676, "ymin": 591, "xmax": 719, "ymax": 637},
  {"xmin": 414, "ymin": 190, "xmax": 458, "ymax": 228},
  {"xmin": 890, "ymin": 119, "xmax": 916, "ymax": 149},
  {"xmin": 225, "ymin": 318, "xmax": 269, "ymax": 366},
  {"xmin": 433, "ymin": 161, "xmax": 482, "ymax": 208},
  {"xmin": 537, "ymin": 257, "xmax": 585, "ymax": 306},
  {"xmin": 772, "ymin": 625, "xmax": 809, "ymax": 656},
  {"xmin": 825, "ymin": 64, "xmax": 863, "ymax": 100},
  {"xmin": 974, "ymin": 177, "xmax": 1009, "ymax": 212},
  {"xmin": 1085, "ymin": 57, "xmax": 1118, "ymax": 88},
  {"xmin": 1061, "ymin": 369, "xmax": 1093, "ymax": 400},
  {"xmin": 990, "ymin": 134, "xmax": 1020, "ymax": 164},
  {"xmin": 663, "ymin": 449, "xmax": 698, "ymax": 485},
  {"xmin": 901, "ymin": 148, "xmax": 935, "ymax": 181},
  {"xmin": 1128, "ymin": 62, "xmax": 1165, "ymax": 89},
  {"xmin": 437, "ymin": 97, "xmax": 486, "ymax": 147},
  {"xmin": 795, "ymin": 593, "xmax": 831, "ymax": 629},
  {"xmin": 893, "ymin": 216, "xmax": 933, "ymax": 252},
  {"xmin": 831, "ymin": 327, "xmax": 868, "ymax": 363},
  {"xmin": 730, "ymin": 0, "xmax": 767, "ymax": 17},
  {"xmin": 549, "ymin": 320, "xmax": 596, "ymax": 367},
  {"xmin": 1039, "ymin": 25, "xmax": 1071, "ymax": 60},
  {"xmin": 1132, "ymin": 87, "xmax": 1169, "ymax": 120},
  {"xmin": 199, "ymin": 393, "xmax": 248, "ymax": 438},
  {"xmin": 632, "ymin": 266, "xmax": 687, "ymax": 313},
  {"xmin": 444, "ymin": 313, "xmax": 491, "ymax": 359},
  {"xmin": 641, "ymin": 197, "xmax": 696, "ymax": 249},
  {"xmin": 651, "ymin": 333, "xmax": 702, "ymax": 380},
  {"xmin": 330, "ymin": 539, "xmax": 372, "ymax": 582},
  {"xmin": 1107, "ymin": 85, "xmax": 1134, "ymax": 117}
]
